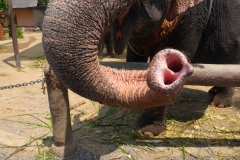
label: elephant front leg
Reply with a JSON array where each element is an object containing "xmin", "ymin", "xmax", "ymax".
[
  {"xmin": 44, "ymin": 62, "xmax": 77, "ymax": 157},
  {"xmin": 136, "ymin": 106, "xmax": 167, "ymax": 137},
  {"xmin": 208, "ymin": 87, "xmax": 235, "ymax": 108},
  {"xmin": 126, "ymin": 47, "xmax": 167, "ymax": 137},
  {"xmin": 105, "ymin": 29, "xmax": 115, "ymax": 58}
]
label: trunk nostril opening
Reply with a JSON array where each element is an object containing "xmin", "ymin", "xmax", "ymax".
[
  {"xmin": 164, "ymin": 80, "xmax": 174, "ymax": 85},
  {"xmin": 164, "ymin": 70, "xmax": 177, "ymax": 85},
  {"xmin": 147, "ymin": 49, "xmax": 193, "ymax": 94},
  {"xmin": 166, "ymin": 54, "xmax": 183, "ymax": 73},
  {"xmin": 168, "ymin": 62, "xmax": 183, "ymax": 72}
]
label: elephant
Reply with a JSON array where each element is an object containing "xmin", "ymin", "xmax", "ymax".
[
  {"xmin": 98, "ymin": 26, "xmax": 115, "ymax": 59},
  {"xmin": 42, "ymin": 0, "xmax": 194, "ymax": 112},
  {"xmin": 111, "ymin": 0, "xmax": 240, "ymax": 137}
]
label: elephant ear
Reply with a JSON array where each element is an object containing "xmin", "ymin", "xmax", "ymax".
[
  {"xmin": 167, "ymin": 0, "xmax": 204, "ymax": 21},
  {"xmin": 143, "ymin": 2, "xmax": 163, "ymax": 22}
]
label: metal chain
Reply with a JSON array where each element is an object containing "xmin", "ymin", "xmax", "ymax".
[
  {"xmin": 0, "ymin": 78, "xmax": 46, "ymax": 90},
  {"xmin": 0, "ymin": 67, "xmax": 61, "ymax": 95}
]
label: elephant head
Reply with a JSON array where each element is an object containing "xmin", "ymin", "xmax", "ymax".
[
  {"xmin": 42, "ymin": 0, "xmax": 193, "ymax": 109},
  {"xmin": 112, "ymin": 0, "xmax": 204, "ymax": 55}
]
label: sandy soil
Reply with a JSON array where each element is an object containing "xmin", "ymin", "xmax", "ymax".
[{"xmin": 0, "ymin": 33, "xmax": 240, "ymax": 160}]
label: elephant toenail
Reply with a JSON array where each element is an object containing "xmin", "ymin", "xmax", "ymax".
[{"xmin": 144, "ymin": 132, "xmax": 154, "ymax": 137}]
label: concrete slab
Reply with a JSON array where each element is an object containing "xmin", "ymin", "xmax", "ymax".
[
  {"xmin": 0, "ymin": 39, "xmax": 12, "ymax": 45},
  {"xmin": 0, "ymin": 130, "xmax": 29, "ymax": 147}
]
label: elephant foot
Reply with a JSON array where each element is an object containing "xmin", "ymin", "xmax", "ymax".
[
  {"xmin": 98, "ymin": 55, "xmax": 104, "ymax": 60},
  {"xmin": 52, "ymin": 141, "xmax": 77, "ymax": 157},
  {"xmin": 105, "ymin": 52, "xmax": 115, "ymax": 58},
  {"xmin": 208, "ymin": 87, "xmax": 234, "ymax": 108},
  {"xmin": 136, "ymin": 106, "xmax": 166, "ymax": 138}
]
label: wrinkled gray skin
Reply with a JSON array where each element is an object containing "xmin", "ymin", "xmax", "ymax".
[
  {"xmin": 42, "ymin": 0, "xmax": 193, "ymax": 111},
  {"xmin": 112, "ymin": 0, "xmax": 171, "ymax": 55},
  {"xmin": 98, "ymin": 26, "xmax": 115, "ymax": 59},
  {"xmin": 112, "ymin": 0, "xmax": 240, "ymax": 137}
]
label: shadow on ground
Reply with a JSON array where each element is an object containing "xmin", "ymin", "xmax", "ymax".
[
  {"xmin": 42, "ymin": 87, "xmax": 240, "ymax": 159},
  {"xmin": 2, "ymin": 42, "xmax": 44, "ymax": 68}
]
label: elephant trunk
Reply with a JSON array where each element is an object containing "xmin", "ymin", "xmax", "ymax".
[{"xmin": 42, "ymin": 0, "xmax": 193, "ymax": 109}]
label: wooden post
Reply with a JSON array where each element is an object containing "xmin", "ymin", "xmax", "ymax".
[
  {"xmin": 7, "ymin": 0, "xmax": 21, "ymax": 68},
  {"xmin": 0, "ymin": 21, "xmax": 4, "ymax": 40}
]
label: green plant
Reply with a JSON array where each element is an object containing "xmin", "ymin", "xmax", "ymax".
[
  {"xmin": 1, "ymin": 113, "xmax": 53, "ymax": 131},
  {"xmin": 29, "ymin": 56, "xmax": 46, "ymax": 70},
  {"xmin": 0, "ymin": 45, "xmax": 7, "ymax": 50},
  {"xmin": 35, "ymin": 149, "xmax": 55, "ymax": 160},
  {"xmin": 8, "ymin": 27, "xmax": 24, "ymax": 39},
  {"xmin": 3, "ymin": 29, "xmax": 9, "ymax": 35},
  {"xmin": 0, "ymin": 113, "xmax": 54, "ymax": 159},
  {"xmin": 16, "ymin": 28, "xmax": 24, "ymax": 38},
  {"xmin": 0, "ymin": 0, "xmax": 7, "ymax": 12}
]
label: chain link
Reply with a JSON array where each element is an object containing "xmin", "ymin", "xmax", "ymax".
[{"xmin": 0, "ymin": 78, "xmax": 46, "ymax": 90}]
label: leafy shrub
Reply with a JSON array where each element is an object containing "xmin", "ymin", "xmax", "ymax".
[
  {"xmin": 16, "ymin": 28, "xmax": 23, "ymax": 38},
  {"xmin": 3, "ymin": 29, "xmax": 9, "ymax": 35},
  {"xmin": 8, "ymin": 28, "xmax": 24, "ymax": 38}
]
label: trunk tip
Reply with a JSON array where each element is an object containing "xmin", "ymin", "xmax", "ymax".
[{"xmin": 147, "ymin": 49, "xmax": 194, "ymax": 94}]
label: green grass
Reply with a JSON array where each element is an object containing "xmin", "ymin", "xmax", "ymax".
[
  {"xmin": 29, "ymin": 56, "xmax": 46, "ymax": 70},
  {"xmin": 16, "ymin": 67, "xmax": 25, "ymax": 72},
  {"xmin": 80, "ymin": 103, "xmax": 240, "ymax": 159},
  {"xmin": 1, "ymin": 134, "xmax": 50, "ymax": 160},
  {"xmin": 35, "ymin": 149, "xmax": 55, "ymax": 160},
  {"xmin": 0, "ymin": 45, "xmax": 7, "ymax": 50},
  {"xmin": 0, "ymin": 113, "xmax": 53, "ymax": 159},
  {"xmin": 1, "ymin": 98, "xmax": 240, "ymax": 159},
  {"xmin": 1, "ymin": 113, "xmax": 53, "ymax": 131}
]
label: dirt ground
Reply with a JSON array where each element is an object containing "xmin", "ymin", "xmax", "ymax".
[{"xmin": 0, "ymin": 32, "xmax": 240, "ymax": 160}]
